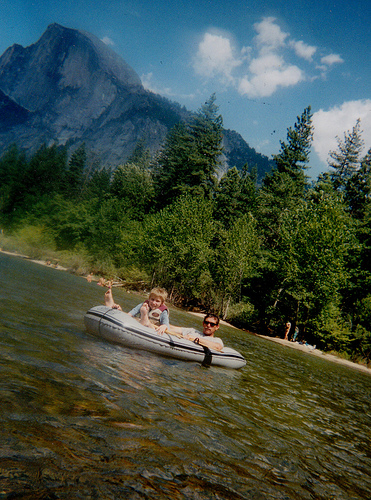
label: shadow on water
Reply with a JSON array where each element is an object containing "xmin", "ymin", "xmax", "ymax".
[{"xmin": 0, "ymin": 252, "xmax": 371, "ymax": 499}]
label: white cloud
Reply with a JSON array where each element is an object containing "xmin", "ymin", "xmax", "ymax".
[
  {"xmin": 321, "ymin": 53, "xmax": 344, "ymax": 66},
  {"xmin": 290, "ymin": 40, "xmax": 317, "ymax": 61},
  {"xmin": 254, "ymin": 17, "xmax": 288, "ymax": 52},
  {"xmin": 193, "ymin": 32, "xmax": 242, "ymax": 82},
  {"xmin": 239, "ymin": 54, "xmax": 303, "ymax": 97},
  {"xmin": 312, "ymin": 99, "xmax": 371, "ymax": 164},
  {"xmin": 191, "ymin": 17, "xmax": 344, "ymax": 99},
  {"xmin": 101, "ymin": 36, "xmax": 115, "ymax": 46}
]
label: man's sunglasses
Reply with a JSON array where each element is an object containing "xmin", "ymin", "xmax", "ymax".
[{"xmin": 204, "ymin": 320, "xmax": 217, "ymax": 327}]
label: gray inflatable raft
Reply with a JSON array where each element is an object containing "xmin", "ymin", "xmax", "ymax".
[{"xmin": 84, "ymin": 306, "xmax": 246, "ymax": 369}]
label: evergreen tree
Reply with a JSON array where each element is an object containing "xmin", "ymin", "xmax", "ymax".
[
  {"xmin": 153, "ymin": 94, "xmax": 223, "ymax": 206},
  {"xmin": 214, "ymin": 165, "xmax": 257, "ymax": 228},
  {"xmin": 345, "ymin": 147, "xmax": 371, "ymax": 218},
  {"xmin": 257, "ymin": 106, "xmax": 313, "ymax": 247},
  {"xmin": 127, "ymin": 139, "xmax": 151, "ymax": 169},
  {"xmin": 0, "ymin": 144, "xmax": 27, "ymax": 220},
  {"xmin": 83, "ymin": 165, "xmax": 112, "ymax": 200},
  {"xmin": 273, "ymin": 105, "xmax": 313, "ymax": 185},
  {"xmin": 329, "ymin": 119, "xmax": 364, "ymax": 191},
  {"xmin": 22, "ymin": 144, "xmax": 67, "ymax": 199},
  {"xmin": 65, "ymin": 144, "xmax": 87, "ymax": 198}
]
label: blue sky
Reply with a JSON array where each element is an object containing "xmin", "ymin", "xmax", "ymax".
[{"xmin": 1, "ymin": 0, "xmax": 370, "ymax": 178}]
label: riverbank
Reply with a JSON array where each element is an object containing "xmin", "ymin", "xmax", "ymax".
[
  {"xmin": 0, "ymin": 249, "xmax": 68, "ymax": 271},
  {"xmin": 185, "ymin": 312, "xmax": 371, "ymax": 375},
  {"xmin": 256, "ymin": 334, "xmax": 371, "ymax": 375},
  {"xmin": 1, "ymin": 249, "xmax": 370, "ymax": 375}
]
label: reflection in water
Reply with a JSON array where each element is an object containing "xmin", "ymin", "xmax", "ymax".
[{"xmin": 0, "ymin": 252, "xmax": 371, "ymax": 499}]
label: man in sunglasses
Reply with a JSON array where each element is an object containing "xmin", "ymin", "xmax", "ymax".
[{"xmin": 182, "ymin": 314, "xmax": 224, "ymax": 351}]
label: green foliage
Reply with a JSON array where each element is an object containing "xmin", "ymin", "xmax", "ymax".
[
  {"xmin": 83, "ymin": 165, "xmax": 112, "ymax": 199},
  {"xmin": 214, "ymin": 165, "xmax": 257, "ymax": 228},
  {"xmin": 88, "ymin": 197, "xmax": 144, "ymax": 269},
  {"xmin": 22, "ymin": 144, "xmax": 68, "ymax": 199},
  {"xmin": 329, "ymin": 119, "xmax": 364, "ymax": 191},
  {"xmin": 307, "ymin": 302, "xmax": 352, "ymax": 351},
  {"xmin": 225, "ymin": 300, "xmax": 257, "ymax": 329},
  {"xmin": 1, "ymin": 225, "xmax": 56, "ymax": 259},
  {"xmin": 213, "ymin": 214, "xmax": 259, "ymax": 317},
  {"xmin": 0, "ymin": 144, "xmax": 27, "ymax": 221},
  {"xmin": 142, "ymin": 194, "xmax": 215, "ymax": 304},
  {"xmin": 273, "ymin": 106, "xmax": 313, "ymax": 179},
  {"xmin": 64, "ymin": 144, "xmax": 87, "ymax": 198},
  {"xmin": 46, "ymin": 196, "xmax": 95, "ymax": 250},
  {"xmin": 153, "ymin": 94, "xmax": 223, "ymax": 206},
  {"xmin": 110, "ymin": 161, "xmax": 154, "ymax": 218},
  {"xmin": 345, "ymin": 147, "xmax": 371, "ymax": 218}
]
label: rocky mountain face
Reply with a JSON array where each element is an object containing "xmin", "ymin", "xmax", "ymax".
[{"xmin": 0, "ymin": 23, "xmax": 272, "ymax": 178}]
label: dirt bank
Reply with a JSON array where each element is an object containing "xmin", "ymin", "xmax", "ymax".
[{"xmin": 255, "ymin": 334, "xmax": 371, "ymax": 375}]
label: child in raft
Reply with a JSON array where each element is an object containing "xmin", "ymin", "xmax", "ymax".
[
  {"xmin": 104, "ymin": 287, "xmax": 224, "ymax": 351},
  {"xmin": 105, "ymin": 286, "xmax": 170, "ymax": 334}
]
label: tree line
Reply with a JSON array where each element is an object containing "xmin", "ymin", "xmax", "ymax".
[{"xmin": 0, "ymin": 95, "xmax": 370, "ymax": 362}]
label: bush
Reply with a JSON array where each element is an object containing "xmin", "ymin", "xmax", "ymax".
[{"xmin": 226, "ymin": 300, "xmax": 257, "ymax": 330}]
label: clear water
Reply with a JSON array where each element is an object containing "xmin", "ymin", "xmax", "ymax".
[{"xmin": 0, "ymin": 252, "xmax": 370, "ymax": 499}]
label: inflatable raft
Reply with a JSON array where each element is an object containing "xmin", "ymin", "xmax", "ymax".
[{"xmin": 84, "ymin": 306, "xmax": 246, "ymax": 369}]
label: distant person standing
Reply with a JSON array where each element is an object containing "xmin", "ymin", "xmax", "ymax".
[
  {"xmin": 284, "ymin": 321, "xmax": 291, "ymax": 340},
  {"xmin": 291, "ymin": 326, "xmax": 299, "ymax": 342}
]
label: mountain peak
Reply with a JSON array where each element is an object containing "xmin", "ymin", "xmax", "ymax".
[
  {"xmin": 42, "ymin": 23, "xmax": 143, "ymax": 88},
  {"xmin": 0, "ymin": 23, "xmax": 143, "ymax": 114}
]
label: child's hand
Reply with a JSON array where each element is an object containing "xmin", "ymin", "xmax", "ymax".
[{"xmin": 156, "ymin": 324, "xmax": 167, "ymax": 335}]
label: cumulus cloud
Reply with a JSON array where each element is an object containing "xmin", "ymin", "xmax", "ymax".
[
  {"xmin": 193, "ymin": 32, "xmax": 242, "ymax": 82},
  {"xmin": 312, "ymin": 99, "xmax": 371, "ymax": 164},
  {"xmin": 192, "ymin": 17, "xmax": 343, "ymax": 99},
  {"xmin": 239, "ymin": 54, "xmax": 303, "ymax": 97},
  {"xmin": 290, "ymin": 40, "xmax": 317, "ymax": 61},
  {"xmin": 254, "ymin": 16, "xmax": 288, "ymax": 52},
  {"xmin": 321, "ymin": 53, "xmax": 344, "ymax": 66}
]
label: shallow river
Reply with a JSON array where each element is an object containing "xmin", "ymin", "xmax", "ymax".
[{"xmin": 1, "ymin": 252, "xmax": 370, "ymax": 499}]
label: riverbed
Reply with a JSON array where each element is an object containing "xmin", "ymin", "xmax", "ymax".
[{"xmin": 1, "ymin": 251, "xmax": 370, "ymax": 499}]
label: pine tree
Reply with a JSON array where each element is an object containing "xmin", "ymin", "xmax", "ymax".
[
  {"xmin": 345, "ymin": 147, "xmax": 371, "ymax": 218},
  {"xmin": 65, "ymin": 143, "xmax": 87, "ymax": 198},
  {"xmin": 257, "ymin": 106, "xmax": 313, "ymax": 247},
  {"xmin": 273, "ymin": 105, "xmax": 313, "ymax": 185},
  {"xmin": 329, "ymin": 119, "xmax": 364, "ymax": 191},
  {"xmin": 153, "ymin": 94, "xmax": 223, "ymax": 206},
  {"xmin": 214, "ymin": 165, "xmax": 256, "ymax": 228}
]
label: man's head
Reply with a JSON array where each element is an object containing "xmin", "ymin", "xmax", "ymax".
[{"xmin": 202, "ymin": 314, "xmax": 220, "ymax": 337}]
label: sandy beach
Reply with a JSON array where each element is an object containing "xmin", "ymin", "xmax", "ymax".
[
  {"xmin": 254, "ymin": 334, "xmax": 371, "ymax": 375},
  {"xmin": 2, "ymin": 249, "xmax": 370, "ymax": 375}
]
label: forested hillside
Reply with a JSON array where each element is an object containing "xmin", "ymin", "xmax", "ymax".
[{"xmin": 1, "ymin": 96, "xmax": 370, "ymax": 364}]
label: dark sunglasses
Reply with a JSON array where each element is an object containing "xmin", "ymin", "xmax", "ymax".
[{"xmin": 204, "ymin": 320, "xmax": 217, "ymax": 327}]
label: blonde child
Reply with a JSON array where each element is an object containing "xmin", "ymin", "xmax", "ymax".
[{"xmin": 105, "ymin": 286, "xmax": 169, "ymax": 334}]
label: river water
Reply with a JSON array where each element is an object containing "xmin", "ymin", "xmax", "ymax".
[{"xmin": 0, "ymin": 252, "xmax": 370, "ymax": 499}]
